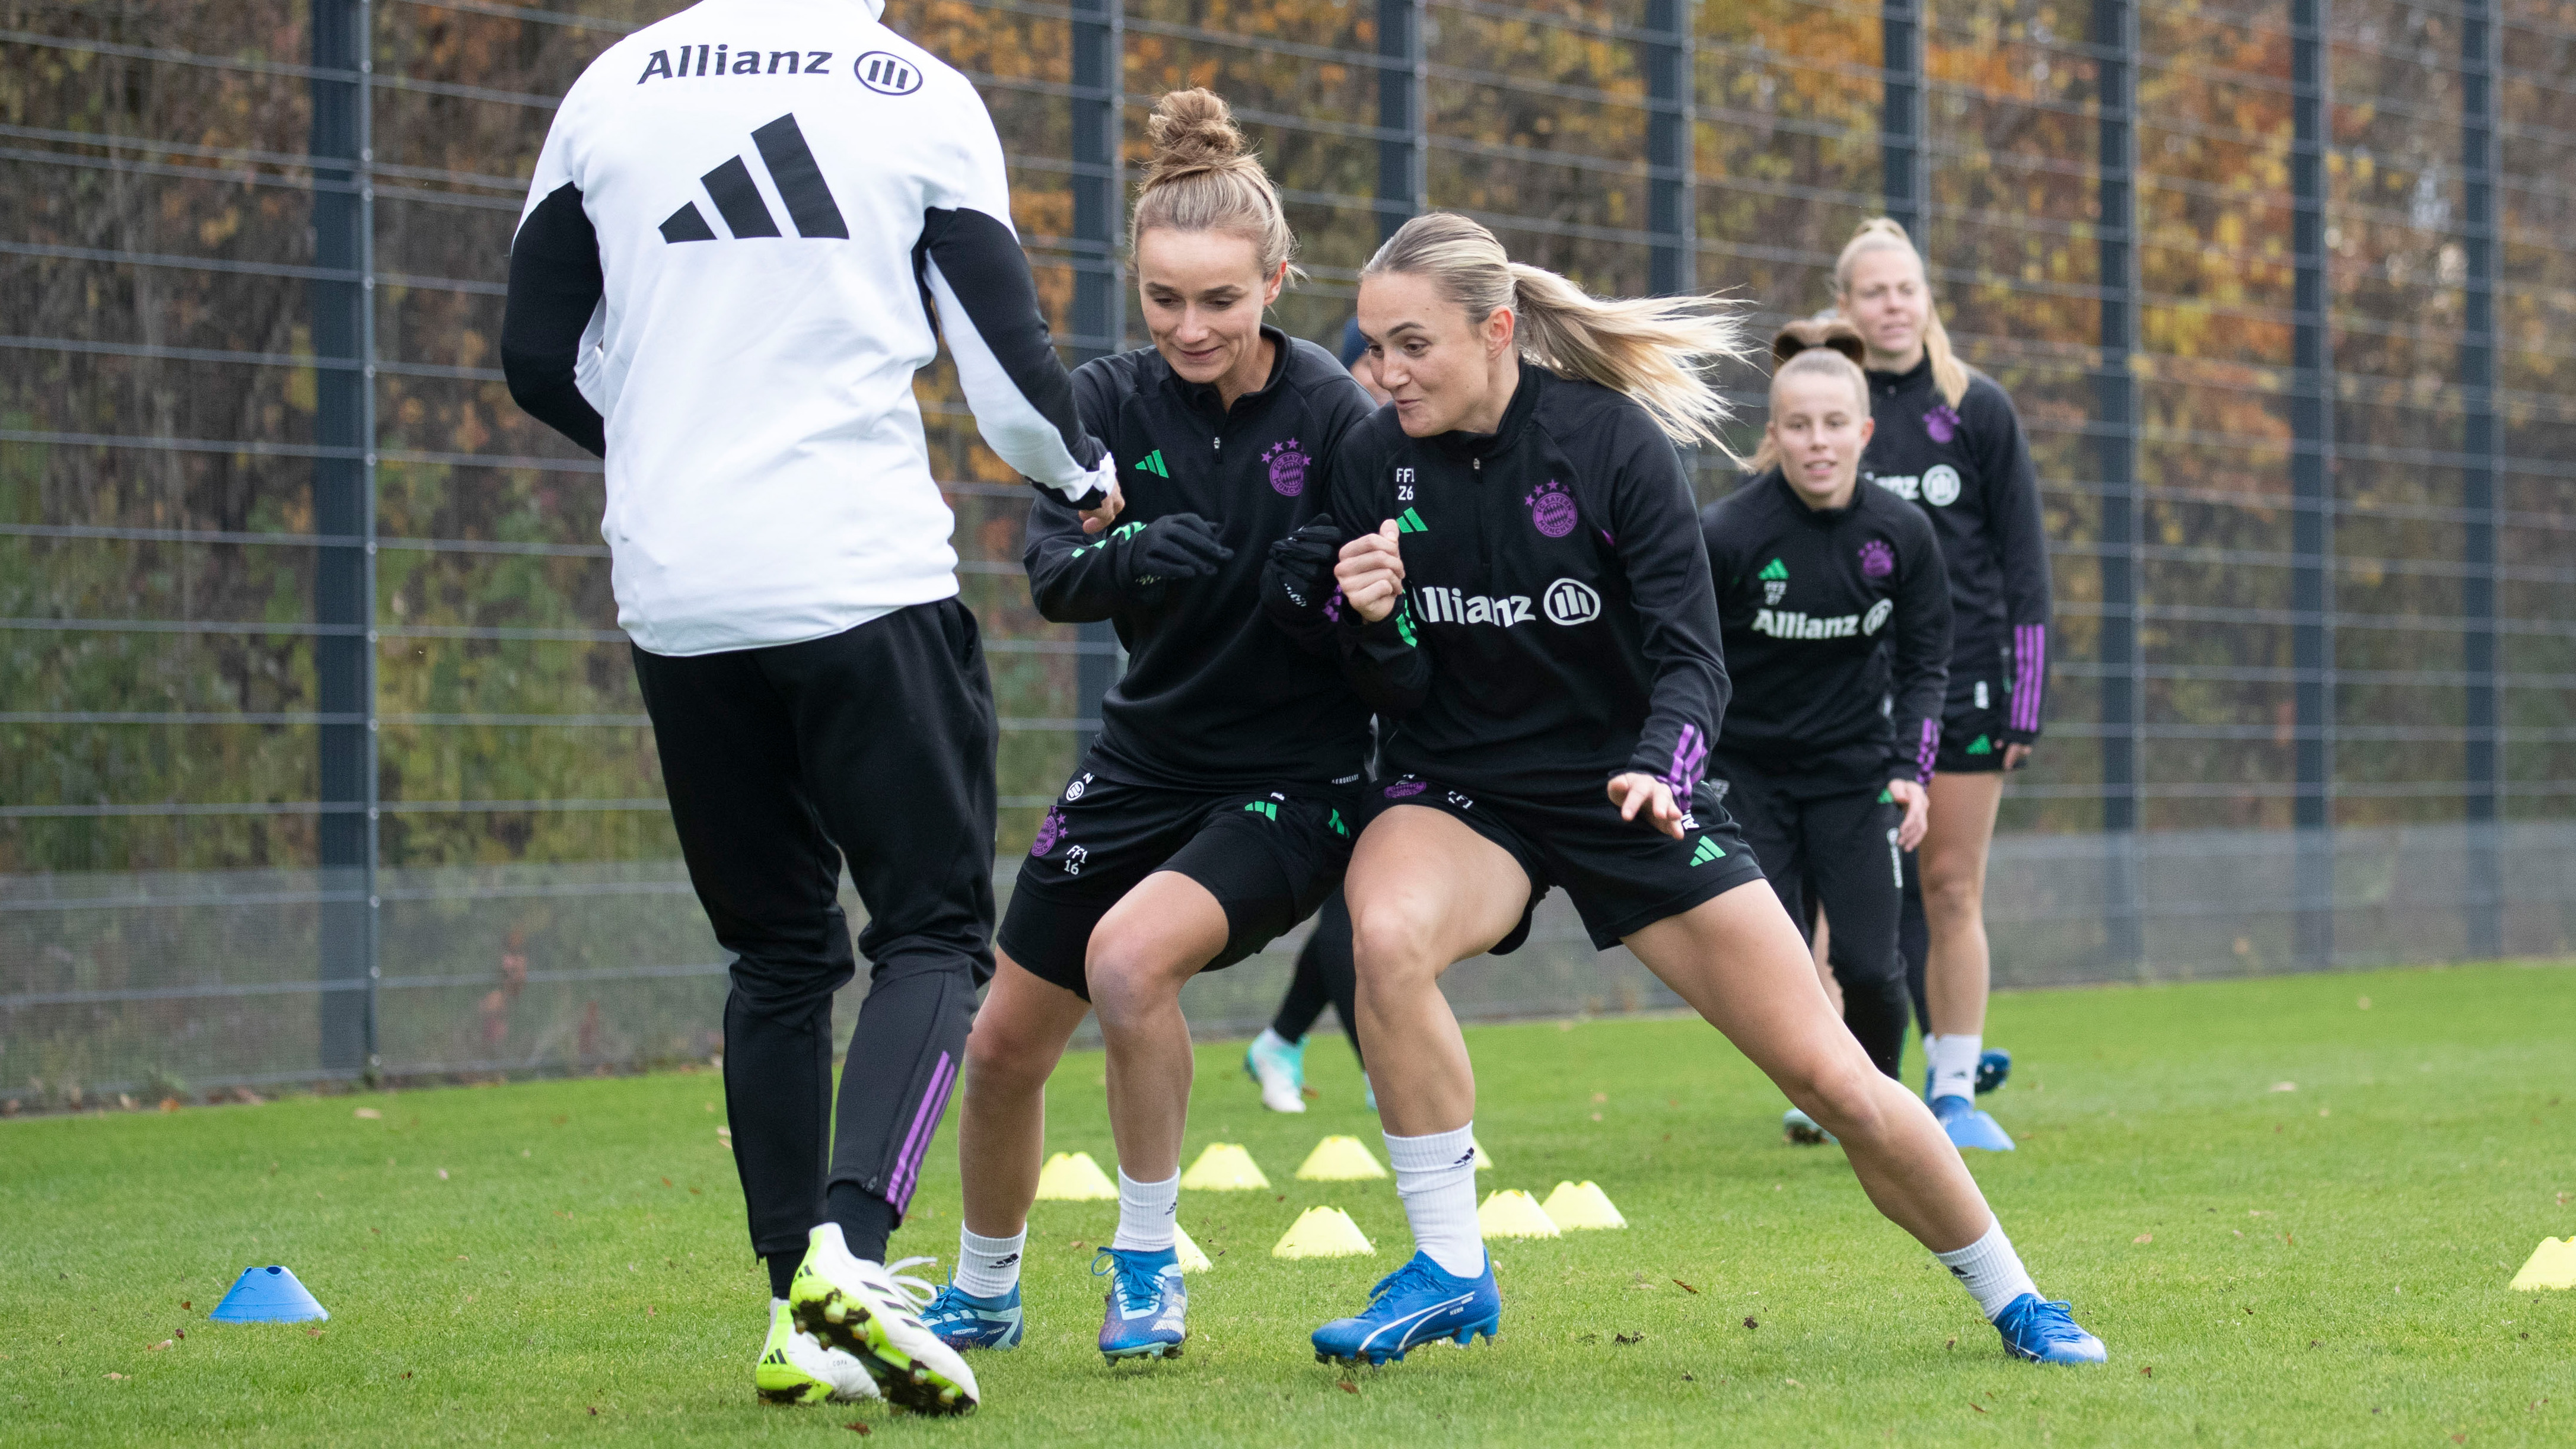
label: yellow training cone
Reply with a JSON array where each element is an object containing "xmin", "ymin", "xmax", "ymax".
[
  {"xmin": 1173, "ymin": 1221, "xmax": 1214, "ymax": 1273},
  {"xmin": 1472, "ymin": 1137, "xmax": 1496, "ymax": 1171},
  {"xmin": 1033, "ymin": 1150, "xmax": 1119, "ymax": 1201},
  {"xmin": 1273, "ymin": 1206, "xmax": 1375, "ymax": 1259},
  {"xmin": 1296, "ymin": 1134, "xmax": 1388, "ymax": 1181},
  {"xmin": 2511, "ymin": 1237, "xmax": 2576, "ymax": 1290},
  {"xmin": 1478, "ymin": 1188, "xmax": 1562, "ymax": 1239},
  {"xmin": 1180, "ymin": 1142, "xmax": 1271, "ymax": 1190},
  {"xmin": 1540, "ymin": 1180, "xmax": 1628, "ymax": 1231}
]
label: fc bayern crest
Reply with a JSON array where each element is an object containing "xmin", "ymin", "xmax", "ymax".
[
  {"xmin": 1263, "ymin": 439, "xmax": 1310, "ymax": 496},
  {"xmin": 1858, "ymin": 538, "xmax": 1895, "ymax": 579},
  {"xmin": 1526, "ymin": 478, "xmax": 1578, "ymax": 538},
  {"xmin": 1030, "ymin": 806, "xmax": 1065, "ymax": 856}
]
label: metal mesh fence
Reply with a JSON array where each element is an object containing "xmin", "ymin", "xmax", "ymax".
[{"xmin": 4, "ymin": 0, "xmax": 2571, "ymax": 1105}]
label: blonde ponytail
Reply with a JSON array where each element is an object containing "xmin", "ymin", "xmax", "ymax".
[
  {"xmin": 1835, "ymin": 218, "xmax": 1968, "ymax": 407},
  {"xmin": 1132, "ymin": 89, "xmax": 1300, "ymax": 282},
  {"xmin": 1364, "ymin": 212, "xmax": 1752, "ymax": 450}
]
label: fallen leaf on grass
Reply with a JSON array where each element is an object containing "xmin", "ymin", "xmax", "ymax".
[
  {"xmin": 1784, "ymin": 1378, "xmax": 1801, "ymax": 1388},
  {"xmin": 2139, "ymin": 1366, "xmax": 2152, "ymax": 1377},
  {"xmin": 147, "ymin": 1340, "xmax": 173, "ymax": 1352},
  {"xmin": 587, "ymin": 1406, "xmax": 598, "ymax": 1416},
  {"xmin": 106, "ymin": 1372, "xmax": 125, "ymax": 1380},
  {"xmin": 2243, "ymin": 1306, "xmax": 2255, "ymax": 1316},
  {"xmin": 2317, "ymin": 1107, "xmax": 2330, "ymax": 1117},
  {"xmin": 400, "ymin": 1372, "xmax": 413, "ymax": 1380},
  {"xmin": 179, "ymin": 1301, "xmax": 190, "ymax": 1311},
  {"xmin": 1743, "ymin": 1316, "xmax": 1757, "ymax": 1330},
  {"xmin": 1673, "ymin": 1279, "xmax": 1699, "ymax": 1294},
  {"xmin": 173, "ymin": 1329, "xmax": 183, "ymax": 1340},
  {"xmin": 437, "ymin": 1169, "xmax": 450, "ymax": 1181},
  {"xmin": 1338, "ymin": 1381, "xmax": 1358, "ymax": 1395},
  {"xmin": 689, "ymin": 1187, "xmax": 702, "ymax": 1195},
  {"xmin": 1967, "ymin": 1402, "xmax": 1985, "ymax": 1413},
  {"xmin": 555, "ymin": 1211, "xmax": 574, "ymax": 1221},
  {"xmin": 2310, "ymin": 1339, "xmax": 2323, "ymax": 1348},
  {"xmin": 305, "ymin": 1329, "xmax": 324, "ymax": 1338},
  {"xmin": 1681, "ymin": 1372, "xmax": 1695, "ymax": 1382},
  {"xmin": 2133, "ymin": 1233, "xmax": 2154, "ymax": 1244},
  {"xmin": 845, "ymin": 1422, "xmax": 870, "ymax": 1435},
  {"xmin": 2284, "ymin": 1233, "xmax": 2296, "ymax": 1246},
  {"xmin": 2271, "ymin": 1082, "xmax": 2297, "ymax": 1093},
  {"xmin": 1301, "ymin": 1087, "xmax": 1319, "ymax": 1101},
  {"xmin": 1613, "ymin": 1332, "xmax": 1644, "ymax": 1346},
  {"xmin": 354, "ymin": 1107, "xmax": 382, "ymax": 1120},
  {"xmin": 1945, "ymin": 1337, "xmax": 1956, "ymax": 1351}
]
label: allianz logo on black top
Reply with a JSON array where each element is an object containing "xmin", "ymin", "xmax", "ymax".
[
  {"xmin": 1868, "ymin": 464, "xmax": 1963, "ymax": 507},
  {"xmin": 1752, "ymin": 598, "xmax": 1894, "ymax": 641},
  {"xmin": 1412, "ymin": 578, "xmax": 1602, "ymax": 629},
  {"xmin": 659, "ymin": 114, "xmax": 848, "ymax": 244}
]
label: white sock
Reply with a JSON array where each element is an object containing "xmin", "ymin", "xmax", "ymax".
[
  {"xmin": 1111, "ymin": 1170, "xmax": 1179, "ymax": 1253},
  {"xmin": 1928, "ymin": 1033, "xmax": 1982, "ymax": 1101},
  {"xmin": 954, "ymin": 1224, "xmax": 1027, "ymax": 1298},
  {"xmin": 1934, "ymin": 1218, "xmax": 2039, "ymax": 1319},
  {"xmin": 1384, "ymin": 1123, "xmax": 1486, "ymax": 1278}
]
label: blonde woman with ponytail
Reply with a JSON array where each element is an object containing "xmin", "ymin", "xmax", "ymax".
[
  {"xmin": 1836, "ymin": 219, "xmax": 2054, "ymax": 1152},
  {"xmin": 1313, "ymin": 214, "xmax": 2106, "ymax": 1368},
  {"xmin": 924, "ymin": 89, "xmax": 1381, "ymax": 1367}
]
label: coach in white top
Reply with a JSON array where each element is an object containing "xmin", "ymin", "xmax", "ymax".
[{"xmin": 502, "ymin": 0, "xmax": 1117, "ymax": 1415}]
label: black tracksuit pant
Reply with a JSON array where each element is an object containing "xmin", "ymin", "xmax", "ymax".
[
  {"xmin": 1269, "ymin": 887, "xmax": 1362, "ymax": 1066},
  {"xmin": 1712, "ymin": 748, "xmax": 1911, "ymax": 1079},
  {"xmin": 632, "ymin": 600, "xmax": 998, "ymax": 1273}
]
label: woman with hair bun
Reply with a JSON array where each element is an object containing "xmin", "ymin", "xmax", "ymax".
[
  {"xmin": 1703, "ymin": 321, "xmax": 1951, "ymax": 1143},
  {"xmin": 916, "ymin": 88, "xmax": 1379, "ymax": 1368},
  {"xmin": 1314, "ymin": 212, "xmax": 2104, "ymax": 1369},
  {"xmin": 1836, "ymin": 219, "xmax": 2053, "ymax": 1152}
]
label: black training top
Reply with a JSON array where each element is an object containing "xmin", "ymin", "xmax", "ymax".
[
  {"xmin": 1700, "ymin": 468, "xmax": 1951, "ymax": 784},
  {"xmin": 1024, "ymin": 326, "xmax": 1378, "ymax": 790},
  {"xmin": 1329, "ymin": 359, "xmax": 1730, "ymax": 801},
  {"xmin": 1860, "ymin": 355, "xmax": 2051, "ymax": 742}
]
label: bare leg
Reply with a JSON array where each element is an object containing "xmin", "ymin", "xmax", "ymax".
[
  {"xmin": 1919, "ymin": 772, "xmax": 2005, "ymax": 1037},
  {"xmin": 1809, "ymin": 910, "xmax": 1844, "ymax": 1014},
  {"xmin": 1085, "ymin": 870, "xmax": 1231, "ymax": 1184},
  {"xmin": 1343, "ymin": 808, "xmax": 1531, "ymax": 1137},
  {"xmin": 956, "ymin": 953, "xmax": 1091, "ymax": 1239},
  {"xmin": 1625, "ymin": 882, "xmax": 1992, "ymax": 1251}
]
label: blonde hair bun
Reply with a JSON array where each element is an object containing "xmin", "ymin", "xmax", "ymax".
[
  {"xmin": 1132, "ymin": 89, "xmax": 1300, "ymax": 280},
  {"xmin": 1143, "ymin": 88, "xmax": 1250, "ymax": 185}
]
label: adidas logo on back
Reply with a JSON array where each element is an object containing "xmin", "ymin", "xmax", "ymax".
[{"xmin": 661, "ymin": 114, "xmax": 848, "ymax": 243}]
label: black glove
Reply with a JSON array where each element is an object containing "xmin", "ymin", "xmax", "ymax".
[
  {"xmin": 1117, "ymin": 512, "xmax": 1233, "ymax": 593},
  {"xmin": 1260, "ymin": 514, "xmax": 1346, "ymax": 617}
]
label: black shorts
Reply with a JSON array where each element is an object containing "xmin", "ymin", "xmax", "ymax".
[
  {"xmin": 1364, "ymin": 774, "xmax": 1766, "ymax": 954},
  {"xmin": 998, "ymin": 764, "xmax": 1357, "ymax": 1001},
  {"xmin": 1935, "ymin": 639, "xmax": 2021, "ymax": 774}
]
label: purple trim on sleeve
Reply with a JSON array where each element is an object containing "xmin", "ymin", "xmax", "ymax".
[
  {"xmin": 2011, "ymin": 623, "xmax": 2046, "ymax": 734},
  {"xmin": 1916, "ymin": 717, "xmax": 1941, "ymax": 784},
  {"xmin": 1663, "ymin": 722, "xmax": 1709, "ymax": 796},
  {"xmin": 886, "ymin": 1049, "xmax": 959, "ymax": 1211}
]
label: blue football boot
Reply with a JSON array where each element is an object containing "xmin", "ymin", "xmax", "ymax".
[
  {"xmin": 1093, "ymin": 1246, "xmax": 1186, "ymax": 1362},
  {"xmin": 1311, "ymin": 1250, "xmax": 1501, "ymax": 1367},
  {"xmin": 1781, "ymin": 1107, "xmax": 1836, "ymax": 1145},
  {"xmin": 1992, "ymin": 1294, "xmax": 2107, "ymax": 1364},
  {"xmin": 1932, "ymin": 1093, "xmax": 2015, "ymax": 1151},
  {"xmin": 1976, "ymin": 1047, "xmax": 2013, "ymax": 1095},
  {"xmin": 918, "ymin": 1279, "xmax": 1024, "ymax": 1351}
]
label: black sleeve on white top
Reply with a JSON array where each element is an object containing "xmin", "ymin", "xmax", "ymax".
[
  {"xmin": 1967, "ymin": 381, "xmax": 2050, "ymax": 741},
  {"xmin": 1607, "ymin": 423, "xmax": 1733, "ymax": 796},
  {"xmin": 915, "ymin": 206, "xmax": 1109, "ymax": 509},
  {"xmin": 1884, "ymin": 505, "xmax": 1953, "ymax": 784},
  {"xmin": 501, "ymin": 181, "xmax": 608, "ymax": 458}
]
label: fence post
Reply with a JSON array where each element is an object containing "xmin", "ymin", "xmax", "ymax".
[
  {"xmin": 1642, "ymin": 0, "xmax": 1694, "ymax": 297},
  {"xmin": 2289, "ymin": 0, "xmax": 2335, "ymax": 967},
  {"xmin": 311, "ymin": 0, "xmax": 378, "ymax": 1078},
  {"xmin": 1378, "ymin": 0, "xmax": 1426, "ymax": 242},
  {"xmin": 2459, "ymin": 0, "xmax": 2502, "ymax": 959},
  {"xmin": 2091, "ymin": 0, "xmax": 2143, "ymax": 972},
  {"xmin": 1070, "ymin": 0, "xmax": 1125, "ymax": 756},
  {"xmin": 1879, "ymin": 0, "xmax": 1924, "ymax": 235}
]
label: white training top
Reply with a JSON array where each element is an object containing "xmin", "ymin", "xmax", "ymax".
[{"xmin": 504, "ymin": 0, "xmax": 1112, "ymax": 656}]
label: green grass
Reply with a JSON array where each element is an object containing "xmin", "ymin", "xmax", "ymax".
[{"xmin": 5, "ymin": 961, "xmax": 2573, "ymax": 1447}]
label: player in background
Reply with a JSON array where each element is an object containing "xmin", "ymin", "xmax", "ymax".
[
  {"xmin": 1242, "ymin": 318, "xmax": 1395, "ymax": 1117},
  {"xmin": 501, "ymin": 0, "xmax": 1121, "ymax": 1415},
  {"xmin": 913, "ymin": 90, "xmax": 1376, "ymax": 1365},
  {"xmin": 1701, "ymin": 322, "xmax": 1951, "ymax": 1144},
  {"xmin": 1838, "ymin": 219, "xmax": 2053, "ymax": 1151},
  {"xmin": 1316, "ymin": 212, "xmax": 2105, "ymax": 1368}
]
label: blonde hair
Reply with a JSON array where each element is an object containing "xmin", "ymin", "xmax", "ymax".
[
  {"xmin": 1132, "ymin": 89, "xmax": 1299, "ymax": 282},
  {"xmin": 1834, "ymin": 218, "xmax": 1968, "ymax": 407},
  {"xmin": 1362, "ymin": 212, "xmax": 1750, "ymax": 449},
  {"xmin": 1747, "ymin": 340, "xmax": 1872, "ymax": 474}
]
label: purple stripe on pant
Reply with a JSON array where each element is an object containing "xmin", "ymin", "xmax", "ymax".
[
  {"xmin": 887, "ymin": 1050, "xmax": 958, "ymax": 1211},
  {"xmin": 2012, "ymin": 625, "xmax": 2046, "ymax": 734}
]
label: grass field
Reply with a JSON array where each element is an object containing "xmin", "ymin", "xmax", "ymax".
[{"xmin": 5, "ymin": 961, "xmax": 2572, "ymax": 1447}]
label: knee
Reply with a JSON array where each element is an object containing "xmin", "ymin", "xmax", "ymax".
[
  {"xmin": 1347, "ymin": 902, "xmax": 1446, "ymax": 994},
  {"xmin": 1784, "ymin": 1054, "xmax": 1890, "ymax": 1139},
  {"xmin": 1082, "ymin": 931, "xmax": 1187, "ymax": 1023},
  {"xmin": 962, "ymin": 1011, "xmax": 1056, "ymax": 1098},
  {"xmin": 1918, "ymin": 866, "xmax": 1985, "ymax": 924}
]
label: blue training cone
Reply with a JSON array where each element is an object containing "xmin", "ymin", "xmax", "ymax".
[{"xmin": 210, "ymin": 1265, "xmax": 329, "ymax": 1323}]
